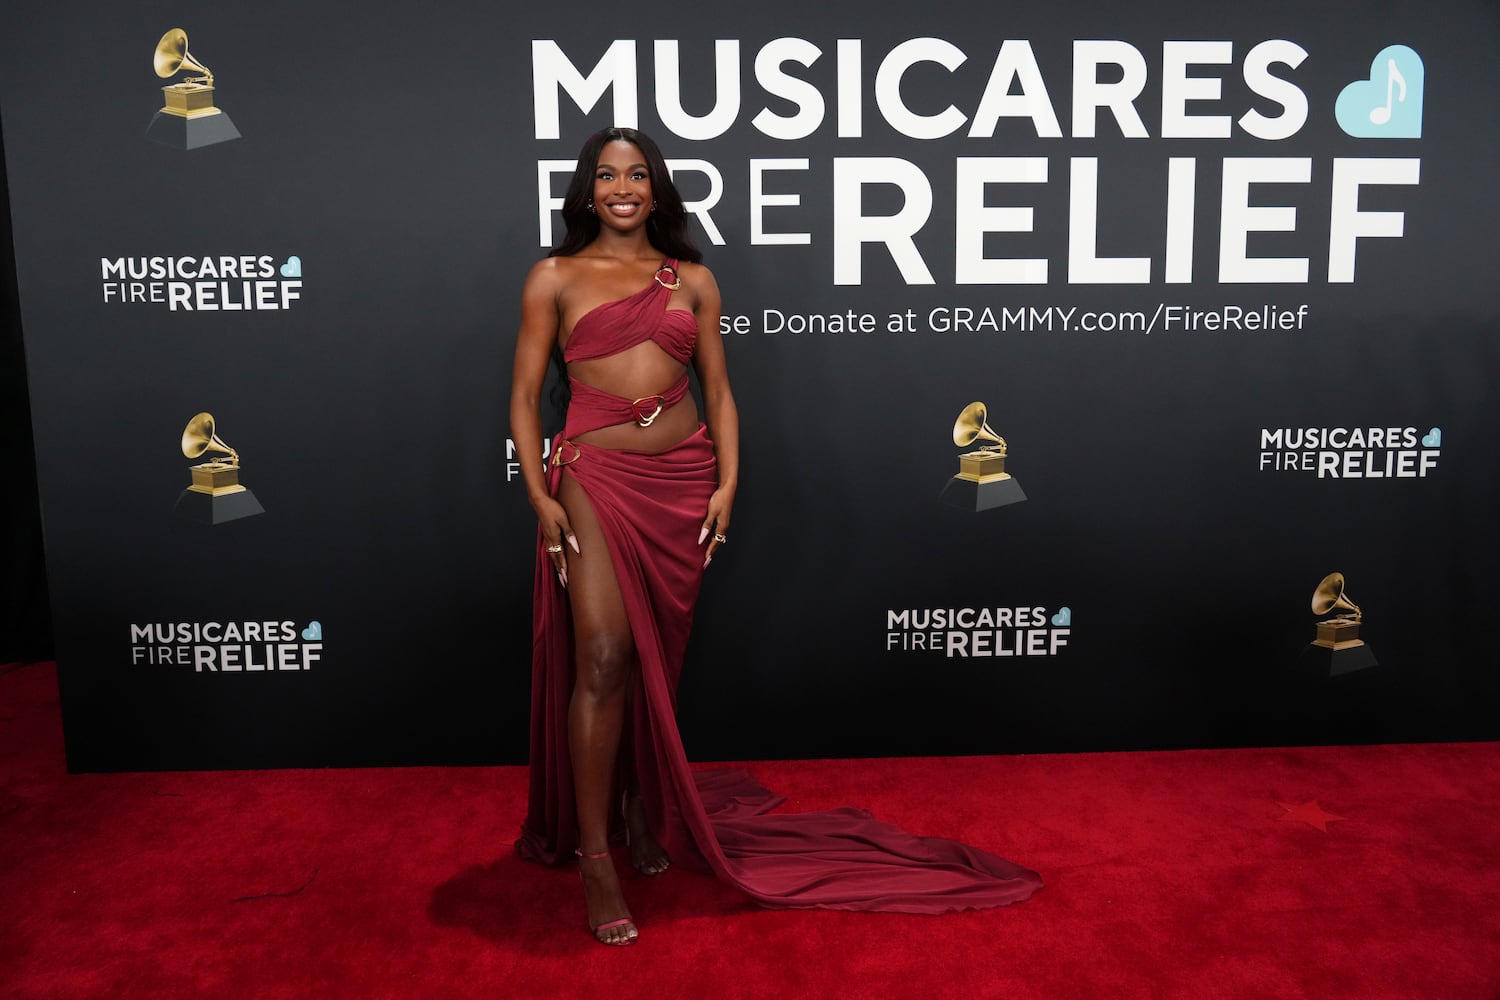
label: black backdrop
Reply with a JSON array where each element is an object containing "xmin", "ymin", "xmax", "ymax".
[
  {"xmin": 2, "ymin": 1, "xmax": 1496, "ymax": 771},
  {"xmin": 1, "ymin": 118, "xmax": 52, "ymax": 668}
]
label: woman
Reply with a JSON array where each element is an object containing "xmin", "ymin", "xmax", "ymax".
[
  {"xmin": 510, "ymin": 127, "xmax": 731, "ymax": 945},
  {"xmin": 513, "ymin": 128, "xmax": 1040, "ymax": 948}
]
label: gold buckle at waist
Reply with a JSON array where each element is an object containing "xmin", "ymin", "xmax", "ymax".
[{"xmin": 631, "ymin": 395, "xmax": 666, "ymax": 427}]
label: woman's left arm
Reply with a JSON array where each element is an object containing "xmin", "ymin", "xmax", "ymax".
[{"xmin": 688, "ymin": 263, "xmax": 737, "ymax": 567}]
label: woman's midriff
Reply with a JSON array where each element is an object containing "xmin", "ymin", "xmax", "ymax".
[
  {"xmin": 564, "ymin": 340, "xmax": 699, "ymax": 449},
  {"xmin": 567, "ymin": 349, "xmax": 698, "ymax": 452},
  {"xmin": 570, "ymin": 391, "xmax": 699, "ymax": 451}
]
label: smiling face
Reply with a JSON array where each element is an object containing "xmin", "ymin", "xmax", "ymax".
[{"xmin": 592, "ymin": 139, "xmax": 653, "ymax": 231}]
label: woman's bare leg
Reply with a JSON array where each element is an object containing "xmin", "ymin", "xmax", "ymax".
[{"xmin": 558, "ymin": 471, "xmax": 637, "ymax": 944}]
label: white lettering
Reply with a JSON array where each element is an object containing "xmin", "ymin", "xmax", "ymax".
[
  {"xmin": 531, "ymin": 39, "xmax": 637, "ymax": 140},
  {"xmin": 954, "ymin": 157, "xmax": 1048, "ymax": 285},
  {"xmin": 655, "ymin": 40, "xmax": 740, "ymax": 140},
  {"xmin": 752, "ymin": 38, "xmax": 825, "ymax": 140},
  {"xmin": 875, "ymin": 38, "xmax": 968, "ymax": 139},
  {"xmin": 1072, "ymin": 40, "xmax": 1149, "ymax": 138},
  {"xmin": 1328, "ymin": 158, "xmax": 1420, "ymax": 283},
  {"xmin": 750, "ymin": 159, "xmax": 812, "ymax": 246},
  {"xmin": 968, "ymin": 40, "xmax": 1062, "ymax": 138},
  {"xmin": 1069, "ymin": 157, "xmax": 1150, "ymax": 282},
  {"xmin": 1239, "ymin": 40, "xmax": 1309, "ymax": 140},
  {"xmin": 1219, "ymin": 157, "xmax": 1311, "ymax": 283},
  {"xmin": 833, "ymin": 157, "xmax": 934, "ymax": 286},
  {"xmin": 1161, "ymin": 41, "xmax": 1233, "ymax": 139}
]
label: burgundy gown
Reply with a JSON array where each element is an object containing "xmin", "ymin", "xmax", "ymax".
[{"xmin": 515, "ymin": 260, "xmax": 1042, "ymax": 913}]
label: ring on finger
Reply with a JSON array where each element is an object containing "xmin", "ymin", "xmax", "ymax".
[
  {"xmin": 545, "ymin": 543, "xmax": 564, "ymax": 554},
  {"xmin": 713, "ymin": 533, "xmax": 728, "ymax": 544}
]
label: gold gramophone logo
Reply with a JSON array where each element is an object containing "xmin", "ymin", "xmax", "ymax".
[
  {"xmin": 940, "ymin": 401, "xmax": 1027, "ymax": 511},
  {"xmin": 145, "ymin": 29, "xmax": 242, "ymax": 149},
  {"xmin": 1311, "ymin": 572, "xmax": 1364, "ymax": 649},
  {"xmin": 173, "ymin": 413, "xmax": 264, "ymax": 524},
  {"xmin": 1306, "ymin": 571, "xmax": 1378, "ymax": 674}
]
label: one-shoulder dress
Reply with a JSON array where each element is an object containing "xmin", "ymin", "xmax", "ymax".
[{"xmin": 515, "ymin": 260, "xmax": 1042, "ymax": 913}]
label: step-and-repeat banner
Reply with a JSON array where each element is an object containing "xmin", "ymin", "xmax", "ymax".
[{"xmin": 3, "ymin": 2, "xmax": 1496, "ymax": 770}]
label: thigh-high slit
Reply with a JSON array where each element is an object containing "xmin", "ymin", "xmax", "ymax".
[
  {"xmin": 555, "ymin": 469, "xmax": 632, "ymax": 854},
  {"xmin": 517, "ymin": 424, "xmax": 1042, "ymax": 913}
]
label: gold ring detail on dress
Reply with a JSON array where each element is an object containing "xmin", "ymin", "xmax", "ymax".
[{"xmin": 631, "ymin": 395, "xmax": 665, "ymax": 427}]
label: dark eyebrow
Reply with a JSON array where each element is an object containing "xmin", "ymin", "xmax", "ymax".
[{"xmin": 596, "ymin": 162, "xmax": 648, "ymax": 171}]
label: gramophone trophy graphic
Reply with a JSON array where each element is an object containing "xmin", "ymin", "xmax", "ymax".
[
  {"xmin": 1305, "ymin": 571, "xmax": 1378, "ymax": 675},
  {"xmin": 173, "ymin": 413, "xmax": 264, "ymax": 524},
  {"xmin": 145, "ymin": 28, "xmax": 242, "ymax": 149},
  {"xmin": 939, "ymin": 401, "xmax": 1027, "ymax": 511}
]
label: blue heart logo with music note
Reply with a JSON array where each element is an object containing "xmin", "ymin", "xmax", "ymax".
[
  {"xmin": 1051, "ymin": 607, "xmax": 1072, "ymax": 627},
  {"xmin": 1336, "ymin": 45, "xmax": 1424, "ymax": 138},
  {"xmin": 1422, "ymin": 427, "xmax": 1441, "ymax": 448},
  {"xmin": 301, "ymin": 621, "xmax": 322, "ymax": 641},
  {"xmin": 280, "ymin": 255, "xmax": 302, "ymax": 278}
]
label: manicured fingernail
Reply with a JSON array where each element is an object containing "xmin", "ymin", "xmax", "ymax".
[
  {"xmin": 703, "ymin": 554, "xmax": 712, "ymax": 568},
  {"xmin": 557, "ymin": 570, "xmax": 566, "ymax": 588},
  {"xmin": 698, "ymin": 527, "xmax": 709, "ymax": 545},
  {"xmin": 568, "ymin": 535, "xmax": 580, "ymax": 554}
]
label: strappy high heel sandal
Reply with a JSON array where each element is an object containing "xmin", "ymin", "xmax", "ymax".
[{"xmin": 575, "ymin": 848, "xmax": 638, "ymax": 946}]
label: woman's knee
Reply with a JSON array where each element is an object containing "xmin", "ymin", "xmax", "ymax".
[{"xmin": 575, "ymin": 632, "xmax": 633, "ymax": 699}]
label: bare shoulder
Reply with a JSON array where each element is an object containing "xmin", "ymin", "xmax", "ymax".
[
  {"xmin": 524, "ymin": 255, "xmax": 570, "ymax": 293},
  {"xmin": 677, "ymin": 261, "xmax": 720, "ymax": 305}
]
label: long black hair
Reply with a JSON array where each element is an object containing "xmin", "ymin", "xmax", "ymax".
[
  {"xmin": 549, "ymin": 127, "xmax": 702, "ymax": 263},
  {"xmin": 545, "ymin": 128, "xmax": 702, "ymax": 426}
]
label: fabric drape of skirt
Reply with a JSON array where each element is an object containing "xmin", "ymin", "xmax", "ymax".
[{"xmin": 516, "ymin": 425, "xmax": 1041, "ymax": 913}]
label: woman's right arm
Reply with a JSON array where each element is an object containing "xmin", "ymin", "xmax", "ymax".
[{"xmin": 509, "ymin": 258, "xmax": 577, "ymax": 581}]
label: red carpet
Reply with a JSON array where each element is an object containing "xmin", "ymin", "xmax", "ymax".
[{"xmin": 2, "ymin": 661, "xmax": 1497, "ymax": 999}]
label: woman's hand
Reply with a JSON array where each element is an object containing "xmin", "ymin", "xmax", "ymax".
[
  {"xmin": 698, "ymin": 486, "xmax": 735, "ymax": 568},
  {"xmin": 682, "ymin": 263, "xmax": 737, "ymax": 571},
  {"xmin": 533, "ymin": 494, "xmax": 579, "ymax": 587}
]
